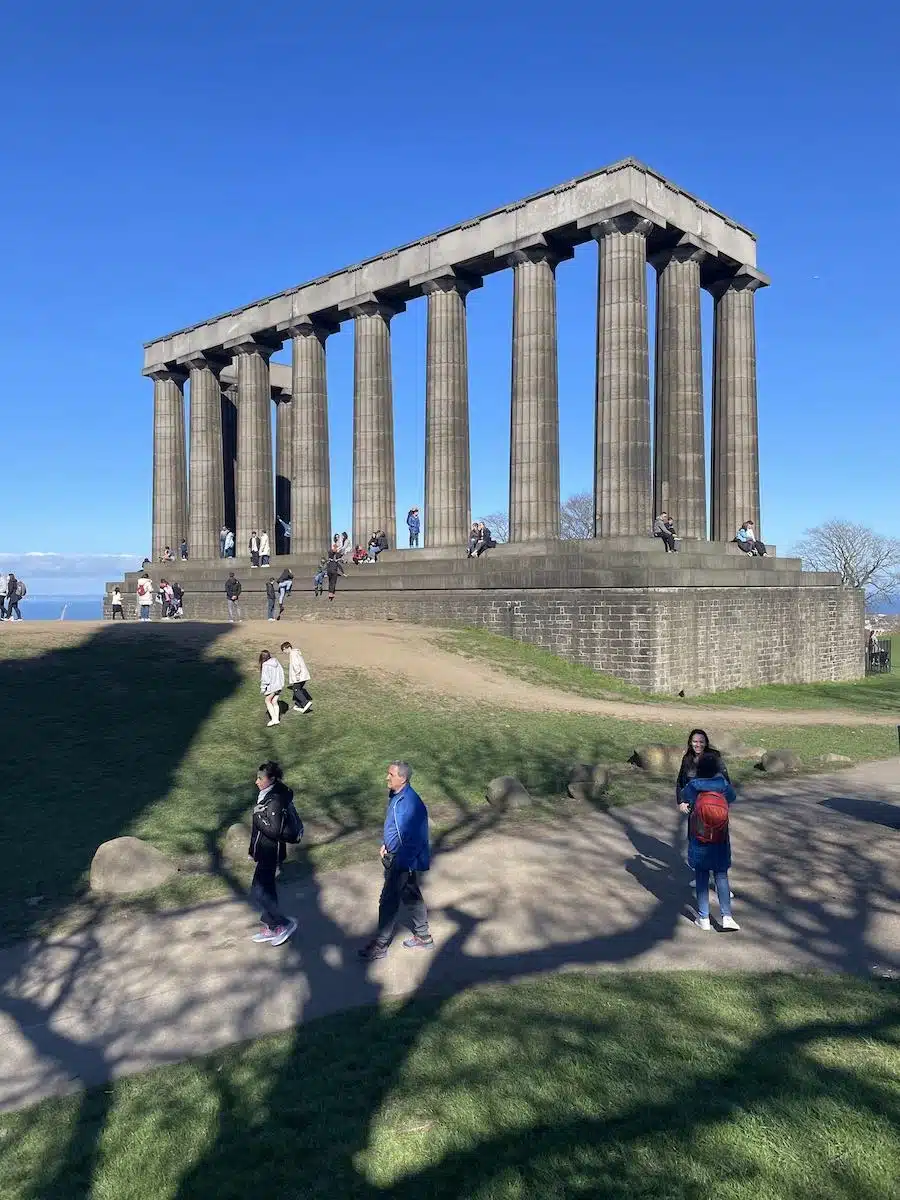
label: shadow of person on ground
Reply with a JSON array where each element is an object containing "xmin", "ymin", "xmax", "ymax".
[{"xmin": 820, "ymin": 795, "xmax": 900, "ymax": 830}]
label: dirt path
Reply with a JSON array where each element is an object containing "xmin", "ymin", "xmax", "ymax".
[{"xmin": 4, "ymin": 619, "xmax": 894, "ymax": 727}]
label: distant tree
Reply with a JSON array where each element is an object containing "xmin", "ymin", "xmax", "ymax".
[
  {"xmin": 479, "ymin": 511, "xmax": 509, "ymax": 543},
  {"xmin": 794, "ymin": 520, "xmax": 900, "ymax": 602},
  {"xmin": 560, "ymin": 491, "xmax": 594, "ymax": 540}
]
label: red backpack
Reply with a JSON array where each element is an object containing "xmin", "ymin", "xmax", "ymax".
[{"xmin": 690, "ymin": 791, "xmax": 730, "ymax": 844}]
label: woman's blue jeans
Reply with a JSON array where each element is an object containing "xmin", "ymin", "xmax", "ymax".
[{"xmin": 695, "ymin": 869, "xmax": 732, "ymax": 919}]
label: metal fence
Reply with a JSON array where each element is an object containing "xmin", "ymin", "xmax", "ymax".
[{"xmin": 865, "ymin": 636, "xmax": 893, "ymax": 675}]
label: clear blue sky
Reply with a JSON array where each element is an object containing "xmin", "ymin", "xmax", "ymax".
[{"xmin": 1, "ymin": 1, "xmax": 897, "ymax": 592}]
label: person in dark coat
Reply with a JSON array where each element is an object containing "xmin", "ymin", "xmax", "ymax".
[
  {"xmin": 248, "ymin": 761, "xmax": 297, "ymax": 946},
  {"xmin": 265, "ymin": 577, "xmax": 278, "ymax": 621},
  {"xmin": 358, "ymin": 761, "xmax": 432, "ymax": 960},
  {"xmin": 679, "ymin": 752, "xmax": 740, "ymax": 932},
  {"xmin": 675, "ymin": 729, "xmax": 729, "ymax": 806},
  {"xmin": 325, "ymin": 552, "xmax": 344, "ymax": 600}
]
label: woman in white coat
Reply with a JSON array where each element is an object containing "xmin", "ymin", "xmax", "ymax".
[
  {"xmin": 259, "ymin": 530, "xmax": 271, "ymax": 566},
  {"xmin": 258, "ymin": 650, "xmax": 285, "ymax": 726}
]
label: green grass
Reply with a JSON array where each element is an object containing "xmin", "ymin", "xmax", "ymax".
[
  {"xmin": 1, "ymin": 971, "xmax": 898, "ymax": 1200},
  {"xmin": 434, "ymin": 626, "xmax": 900, "ymax": 713},
  {"xmin": 0, "ymin": 625, "xmax": 896, "ymax": 943}
]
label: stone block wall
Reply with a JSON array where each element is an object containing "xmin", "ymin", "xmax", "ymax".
[{"xmin": 105, "ymin": 580, "xmax": 864, "ymax": 693}]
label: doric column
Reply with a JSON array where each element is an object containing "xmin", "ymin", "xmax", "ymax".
[
  {"xmin": 348, "ymin": 298, "xmax": 403, "ymax": 548},
  {"xmin": 507, "ymin": 245, "xmax": 564, "ymax": 542},
  {"xmin": 232, "ymin": 340, "xmax": 276, "ymax": 556},
  {"xmin": 275, "ymin": 393, "xmax": 293, "ymax": 554},
  {"xmin": 187, "ymin": 354, "xmax": 226, "ymax": 560},
  {"xmin": 651, "ymin": 240, "xmax": 707, "ymax": 539},
  {"xmin": 221, "ymin": 384, "xmax": 237, "ymax": 535},
  {"xmin": 422, "ymin": 272, "xmax": 479, "ymax": 548},
  {"xmin": 286, "ymin": 319, "xmax": 336, "ymax": 554},
  {"xmin": 592, "ymin": 214, "xmax": 653, "ymax": 537},
  {"xmin": 150, "ymin": 369, "xmax": 187, "ymax": 561},
  {"xmin": 709, "ymin": 269, "xmax": 766, "ymax": 541}
]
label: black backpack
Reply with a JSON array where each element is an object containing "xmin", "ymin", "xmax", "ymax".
[
  {"xmin": 16, "ymin": 580, "xmax": 26, "ymax": 598},
  {"xmin": 280, "ymin": 799, "xmax": 304, "ymax": 844}
]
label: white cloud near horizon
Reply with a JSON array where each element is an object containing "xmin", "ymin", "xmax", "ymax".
[{"xmin": 0, "ymin": 552, "xmax": 141, "ymax": 582}]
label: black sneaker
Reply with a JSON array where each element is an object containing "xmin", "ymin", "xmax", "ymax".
[{"xmin": 357, "ymin": 940, "xmax": 389, "ymax": 961}]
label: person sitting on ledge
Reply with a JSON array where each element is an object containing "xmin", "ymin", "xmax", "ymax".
[
  {"xmin": 368, "ymin": 530, "xmax": 388, "ymax": 559},
  {"xmin": 466, "ymin": 522, "xmax": 481, "ymax": 557},
  {"xmin": 161, "ymin": 545, "xmax": 175, "ymax": 563},
  {"xmin": 735, "ymin": 521, "xmax": 767, "ymax": 556},
  {"xmin": 652, "ymin": 512, "xmax": 678, "ymax": 553},
  {"xmin": 473, "ymin": 522, "xmax": 496, "ymax": 557},
  {"xmin": 352, "ymin": 544, "xmax": 370, "ymax": 565}
]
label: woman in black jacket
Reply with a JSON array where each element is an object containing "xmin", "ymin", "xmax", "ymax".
[
  {"xmin": 675, "ymin": 729, "xmax": 729, "ymax": 806},
  {"xmin": 248, "ymin": 761, "xmax": 297, "ymax": 946}
]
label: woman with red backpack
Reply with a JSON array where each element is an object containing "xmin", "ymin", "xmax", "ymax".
[{"xmin": 678, "ymin": 751, "xmax": 739, "ymax": 932}]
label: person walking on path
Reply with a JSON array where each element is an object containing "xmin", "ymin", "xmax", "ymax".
[
  {"xmin": 276, "ymin": 567, "xmax": 293, "ymax": 618},
  {"xmin": 225, "ymin": 572, "xmax": 242, "ymax": 623},
  {"xmin": 249, "ymin": 531, "xmax": 261, "ymax": 568},
  {"xmin": 679, "ymin": 752, "xmax": 740, "ymax": 932},
  {"xmin": 325, "ymin": 552, "xmax": 344, "ymax": 600},
  {"xmin": 358, "ymin": 761, "xmax": 433, "ymax": 961},
  {"xmin": 110, "ymin": 586, "xmax": 126, "ymax": 619},
  {"xmin": 280, "ymin": 641, "xmax": 312, "ymax": 713},
  {"xmin": 406, "ymin": 507, "xmax": 420, "ymax": 547},
  {"xmin": 266, "ymin": 577, "xmax": 278, "ymax": 621},
  {"xmin": 258, "ymin": 650, "xmax": 285, "ymax": 726},
  {"xmin": 5, "ymin": 574, "xmax": 25, "ymax": 620},
  {"xmin": 259, "ymin": 530, "xmax": 271, "ymax": 567},
  {"xmin": 248, "ymin": 761, "xmax": 298, "ymax": 946},
  {"xmin": 136, "ymin": 572, "xmax": 153, "ymax": 621},
  {"xmin": 653, "ymin": 512, "xmax": 678, "ymax": 552}
]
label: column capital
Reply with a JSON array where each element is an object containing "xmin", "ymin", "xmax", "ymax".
[
  {"xmin": 148, "ymin": 366, "xmax": 187, "ymax": 385},
  {"xmin": 183, "ymin": 351, "xmax": 229, "ymax": 374},
  {"xmin": 279, "ymin": 315, "xmax": 340, "ymax": 341},
  {"xmin": 412, "ymin": 267, "xmax": 483, "ymax": 298},
  {"xmin": 223, "ymin": 333, "xmax": 282, "ymax": 359},
  {"xmin": 578, "ymin": 199, "xmax": 664, "ymax": 242},
  {"xmin": 494, "ymin": 233, "xmax": 574, "ymax": 269},
  {"xmin": 649, "ymin": 234, "xmax": 713, "ymax": 271},
  {"xmin": 338, "ymin": 292, "xmax": 405, "ymax": 320},
  {"xmin": 707, "ymin": 265, "xmax": 770, "ymax": 298},
  {"xmin": 590, "ymin": 213, "xmax": 654, "ymax": 240}
]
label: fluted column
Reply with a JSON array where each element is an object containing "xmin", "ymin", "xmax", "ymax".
[
  {"xmin": 652, "ymin": 241, "xmax": 707, "ymax": 539},
  {"xmin": 221, "ymin": 384, "xmax": 237, "ymax": 535},
  {"xmin": 275, "ymin": 394, "xmax": 293, "ymax": 554},
  {"xmin": 423, "ymin": 274, "xmax": 478, "ymax": 547},
  {"xmin": 288, "ymin": 320, "xmax": 335, "ymax": 554},
  {"xmin": 187, "ymin": 355, "xmax": 226, "ymax": 559},
  {"xmin": 592, "ymin": 214, "xmax": 653, "ymax": 537},
  {"xmin": 710, "ymin": 270, "xmax": 765, "ymax": 541},
  {"xmin": 350, "ymin": 299, "xmax": 403, "ymax": 548},
  {"xmin": 508, "ymin": 246, "xmax": 562, "ymax": 542},
  {"xmin": 233, "ymin": 341, "xmax": 275, "ymax": 556},
  {"xmin": 150, "ymin": 369, "xmax": 187, "ymax": 561}
]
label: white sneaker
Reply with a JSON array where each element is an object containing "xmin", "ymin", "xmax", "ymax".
[
  {"xmin": 266, "ymin": 718, "xmax": 279, "ymax": 727},
  {"xmin": 695, "ymin": 916, "xmax": 711, "ymax": 931},
  {"xmin": 300, "ymin": 702, "xmax": 312, "ymax": 713},
  {"xmin": 721, "ymin": 915, "xmax": 741, "ymax": 931}
]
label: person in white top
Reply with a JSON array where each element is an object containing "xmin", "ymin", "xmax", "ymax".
[
  {"xmin": 258, "ymin": 650, "xmax": 285, "ymax": 726},
  {"xmin": 136, "ymin": 573, "xmax": 153, "ymax": 621},
  {"xmin": 111, "ymin": 587, "xmax": 125, "ymax": 620},
  {"xmin": 259, "ymin": 530, "xmax": 271, "ymax": 566},
  {"xmin": 0, "ymin": 574, "xmax": 7, "ymax": 620},
  {"xmin": 280, "ymin": 641, "xmax": 312, "ymax": 713}
]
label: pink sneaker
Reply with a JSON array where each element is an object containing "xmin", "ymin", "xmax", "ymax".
[{"xmin": 251, "ymin": 925, "xmax": 276, "ymax": 943}]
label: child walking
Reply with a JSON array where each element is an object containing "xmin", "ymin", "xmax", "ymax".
[{"xmin": 679, "ymin": 752, "xmax": 740, "ymax": 931}]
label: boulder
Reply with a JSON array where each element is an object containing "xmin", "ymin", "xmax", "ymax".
[
  {"xmin": 631, "ymin": 745, "xmax": 684, "ymax": 776},
  {"xmin": 567, "ymin": 764, "xmax": 611, "ymax": 803},
  {"xmin": 485, "ymin": 776, "xmax": 532, "ymax": 811},
  {"xmin": 223, "ymin": 821, "xmax": 253, "ymax": 864},
  {"xmin": 759, "ymin": 749, "xmax": 801, "ymax": 775},
  {"xmin": 90, "ymin": 837, "xmax": 178, "ymax": 896},
  {"xmin": 816, "ymin": 753, "xmax": 854, "ymax": 767},
  {"xmin": 703, "ymin": 729, "xmax": 744, "ymax": 757}
]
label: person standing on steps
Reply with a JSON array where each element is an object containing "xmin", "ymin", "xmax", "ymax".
[
  {"xmin": 180, "ymin": 538, "xmax": 188, "ymax": 561},
  {"xmin": 136, "ymin": 572, "xmax": 153, "ymax": 621},
  {"xmin": 225, "ymin": 571, "xmax": 242, "ymax": 623},
  {"xmin": 358, "ymin": 761, "xmax": 433, "ymax": 960},
  {"xmin": 248, "ymin": 761, "xmax": 298, "ymax": 946},
  {"xmin": 406, "ymin": 507, "xmax": 420, "ymax": 547},
  {"xmin": 224, "ymin": 527, "xmax": 235, "ymax": 558},
  {"xmin": 265, "ymin": 577, "xmax": 278, "ymax": 621},
  {"xmin": 219, "ymin": 526, "xmax": 228, "ymax": 558},
  {"xmin": 258, "ymin": 650, "xmax": 285, "ymax": 726},
  {"xmin": 111, "ymin": 586, "xmax": 126, "ymax": 619},
  {"xmin": 249, "ymin": 531, "xmax": 261, "ymax": 568},
  {"xmin": 259, "ymin": 529, "xmax": 271, "ymax": 567},
  {"xmin": 280, "ymin": 641, "xmax": 312, "ymax": 712},
  {"xmin": 679, "ymin": 752, "xmax": 740, "ymax": 932},
  {"xmin": 325, "ymin": 551, "xmax": 344, "ymax": 600}
]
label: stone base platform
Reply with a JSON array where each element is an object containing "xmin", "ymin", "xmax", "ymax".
[{"xmin": 105, "ymin": 539, "xmax": 864, "ymax": 693}]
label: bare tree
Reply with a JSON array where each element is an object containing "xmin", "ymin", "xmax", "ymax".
[
  {"xmin": 560, "ymin": 491, "xmax": 594, "ymax": 540},
  {"xmin": 479, "ymin": 512, "xmax": 509, "ymax": 543},
  {"xmin": 794, "ymin": 520, "xmax": 900, "ymax": 601}
]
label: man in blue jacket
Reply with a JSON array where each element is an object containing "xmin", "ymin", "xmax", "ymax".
[{"xmin": 358, "ymin": 761, "xmax": 433, "ymax": 960}]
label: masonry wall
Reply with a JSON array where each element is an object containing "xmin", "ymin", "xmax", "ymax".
[{"xmin": 106, "ymin": 582, "xmax": 865, "ymax": 693}]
